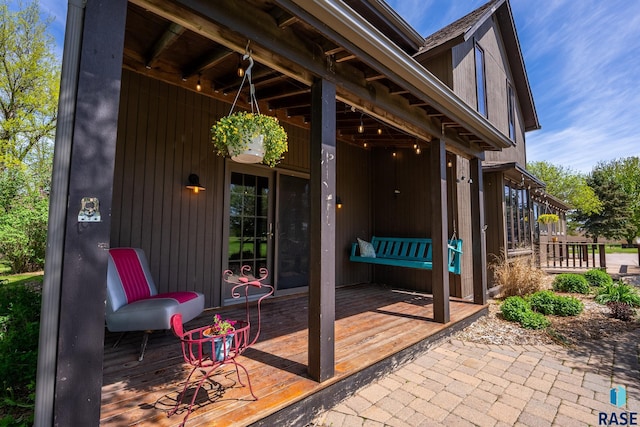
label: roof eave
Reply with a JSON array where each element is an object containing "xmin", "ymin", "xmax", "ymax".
[{"xmin": 285, "ymin": 0, "xmax": 513, "ymax": 151}]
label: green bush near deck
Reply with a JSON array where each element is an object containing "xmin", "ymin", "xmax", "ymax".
[
  {"xmin": 528, "ymin": 290, "xmax": 583, "ymax": 317},
  {"xmin": 595, "ymin": 281, "xmax": 640, "ymax": 307},
  {"xmin": 583, "ymin": 269, "xmax": 613, "ymax": 288},
  {"xmin": 553, "ymin": 273, "xmax": 590, "ymax": 294},
  {"xmin": 500, "ymin": 296, "xmax": 550, "ymax": 330}
]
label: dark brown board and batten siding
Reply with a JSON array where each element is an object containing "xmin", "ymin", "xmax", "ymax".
[{"xmin": 111, "ymin": 70, "xmax": 372, "ymax": 307}]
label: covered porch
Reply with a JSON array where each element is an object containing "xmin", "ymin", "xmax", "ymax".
[
  {"xmin": 36, "ymin": 1, "xmax": 505, "ymax": 425},
  {"xmin": 100, "ymin": 284, "xmax": 486, "ymax": 426}
]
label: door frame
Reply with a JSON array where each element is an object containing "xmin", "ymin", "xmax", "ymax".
[{"xmin": 221, "ymin": 161, "xmax": 276, "ymax": 305}]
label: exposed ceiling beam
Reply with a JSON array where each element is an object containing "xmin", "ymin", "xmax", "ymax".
[
  {"xmin": 130, "ymin": 0, "xmax": 485, "ymax": 158},
  {"xmin": 145, "ymin": 22, "xmax": 185, "ymax": 68},
  {"xmin": 181, "ymin": 48, "xmax": 234, "ymax": 79}
]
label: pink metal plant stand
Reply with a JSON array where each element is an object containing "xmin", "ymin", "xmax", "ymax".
[{"xmin": 168, "ymin": 266, "xmax": 274, "ymax": 426}]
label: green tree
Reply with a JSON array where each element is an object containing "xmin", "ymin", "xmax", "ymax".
[
  {"xmin": 527, "ymin": 161, "xmax": 602, "ymax": 232},
  {"xmin": 0, "ymin": 0, "xmax": 59, "ymax": 171},
  {"xmin": 0, "ymin": 0, "xmax": 59, "ymax": 272},
  {"xmin": 574, "ymin": 166, "xmax": 634, "ymax": 242},
  {"xmin": 604, "ymin": 157, "xmax": 640, "ymax": 244}
]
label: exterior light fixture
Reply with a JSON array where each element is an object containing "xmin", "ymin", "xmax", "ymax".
[
  {"xmin": 336, "ymin": 197, "xmax": 343, "ymax": 209},
  {"xmin": 377, "ymin": 127, "xmax": 382, "ymax": 135},
  {"xmin": 358, "ymin": 113, "xmax": 364, "ymax": 133},
  {"xmin": 196, "ymin": 76, "xmax": 202, "ymax": 92},
  {"xmin": 186, "ymin": 174, "xmax": 205, "ymax": 194}
]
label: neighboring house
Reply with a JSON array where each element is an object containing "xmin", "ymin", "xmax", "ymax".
[
  {"xmin": 35, "ymin": 0, "xmax": 544, "ymax": 425},
  {"xmin": 414, "ymin": 0, "xmax": 565, "ymax": 286}
]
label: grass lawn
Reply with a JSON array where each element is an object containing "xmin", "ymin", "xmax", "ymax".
[
  {"xmin": 0, "ymin": 260, "xmax": 44, "ymax": 285},
  {"xmin": 605, "ymin": 245, "xmax": 640, "ymax": 254}
]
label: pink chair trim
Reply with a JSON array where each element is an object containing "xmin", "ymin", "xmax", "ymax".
[
  {"xmin": 150, "ymin": 291, "xmax": 199, "ymax": 304},
  {"xmin": 109, "ymin": 248, "xmax": 152, "ymax": 303}
]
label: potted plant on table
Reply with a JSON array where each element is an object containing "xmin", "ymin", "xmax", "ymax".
[
  {"xmin": 211, "ymin": 111, "xmax": 288, "ymax": 167},
  {"xmin": 203, "ymin": 314, "xmax": 237, "ymax": 361}
]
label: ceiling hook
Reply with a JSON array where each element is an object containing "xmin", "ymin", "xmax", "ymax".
[{"xmin": 242, "ymin": 54, "xmax": 254, "ymax": 79}]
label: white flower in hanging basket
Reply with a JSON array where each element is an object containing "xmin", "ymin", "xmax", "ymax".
[{"xmin": 211, "ymin": 111, "xmax": 288, "ymax": 167}]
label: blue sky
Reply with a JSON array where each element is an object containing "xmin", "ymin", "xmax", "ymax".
[
  {"xmin": 386, "ymin": 0, "xmax": 640, "ymax": 173},
  {"xmin": 41, "ymin": 0, "xmax": 638, "ymax": 173}
]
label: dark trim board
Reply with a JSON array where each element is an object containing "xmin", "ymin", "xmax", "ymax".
[{"xmin": 251, "ymin": 305, "xmax": 488, "ymax": 426}]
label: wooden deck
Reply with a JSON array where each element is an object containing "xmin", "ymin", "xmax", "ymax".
[{"xmin": 100, "ymin": 284, "xmax": 487, "ymax": 426}]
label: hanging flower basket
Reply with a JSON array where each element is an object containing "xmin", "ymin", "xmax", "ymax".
[
  {"xmin": 211, "ymin": 112, "xmax": 288, "ymax": 167},
  {"xmin": 537, "ymin": 213, "xmax": 559, "ymax": 225}
]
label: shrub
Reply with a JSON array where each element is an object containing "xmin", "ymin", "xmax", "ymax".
[
  {"xmin": 607, "ymin": 302, "xmax": 636, "ymax": 321},
  {"xmin": 519, "ymin": 311, "xmax": 551, "ymax": 329},
  {"xmin": 491, "ymin": 252, "xmax": 547, "ymax": 298},
  {"xmin": 595, "ymin": 281, "xmax": 640, "ymax": 307},
  {"xmin": 500, "ymin": 296, "xmax": 530, "ymax": 322},
  {"xmin": 553, "ymin": 273, "xmax": 590, "ymax": 294},
  {"xmin": 552, "ymin": 295, "xmax": 584, "ymax": 317},
  {"xmin": 0, "ymin": 280, "xmax": 41, "ymax": 416},
  {"xmin": 528, "ymin": 290, "xmax": 556, "ymax": 315},
  {"xmin": 500, "ymin": 296, "xmax": 550, "ymax": 330},
  {"xmin": 0, "ymin": 196, "xmax": 48, "ymax": 273},
  {"xmin": 583, "ymin": 269, "xmax": 613, "ymax": 288},
  {"xmin": 528, "ymin": 290, "xmax": 583, "ymax": 317}
]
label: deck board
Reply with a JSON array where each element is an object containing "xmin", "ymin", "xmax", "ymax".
[{"xmin": 100, "ymin": 284, "xmax": 485, "ymax": 426}]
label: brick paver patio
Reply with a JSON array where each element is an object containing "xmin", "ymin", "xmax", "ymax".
[{"xmin": 312, "ymin": 328, "xmax": 640, "ymax": 427}]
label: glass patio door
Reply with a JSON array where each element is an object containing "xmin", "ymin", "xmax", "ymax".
[{"xmin": 223, "ymin": 166, "xmax": 273, "ymax": 304}]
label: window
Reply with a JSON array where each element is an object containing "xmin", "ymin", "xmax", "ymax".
[
  {"xmin": 507, "ymin": 83, "xmax": 515, "ymax": 140},
  {"xmin": 475, "ymin": 43, "xmax": 487, "ymax": 117},
  {"xmin": 504, "ymin": 182, "xmax": 531, "ymax": 250}
]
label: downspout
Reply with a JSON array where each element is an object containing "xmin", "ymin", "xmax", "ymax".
[{"xmin": 34, "ymin": 1, "xmax": 86, "ymax": 426}]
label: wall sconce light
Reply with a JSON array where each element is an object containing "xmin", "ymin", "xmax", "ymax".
[
  {"xmin": 377, "ymin": 127, "xmax": 382, "ymax": 135},
  {"xmin": 186, "ymin": 174, "xmax": 205, "ymax": 194},
  {"xmin": 392, "ymin": 150, "xmax": 397, "ymax": 157},
  {"xmin": 447, "ymin": 160, "xmax": 453, "ymax": 168},
  {"xmin": 196, "ymin": 75, "xmax": 202, "ymax": 92},
  {"xmin": 336, "ymin": 196, "xmax": 343, "ymax": 209},
  {"xmin": 363, "ymin": 141, "xmax": 368, "ymax": 148},
  {"xmin": 358, "ymin": 113, "xmax": 364, "ymax": 134}
]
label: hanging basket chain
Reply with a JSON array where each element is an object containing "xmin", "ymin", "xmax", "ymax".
[{"xmin": 228, "ymin": 41, "xmax": 260, "ymax": 116}]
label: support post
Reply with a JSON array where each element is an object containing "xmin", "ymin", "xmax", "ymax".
[
  {"xmin": 308, "ymin": 78, "xmax": 336, "ymax": 382},
  {"xmin": 430, "ymin": 138, "xmax": 449, "ymax": 323},
  {"xmin": 34, "ymin": 1, "xmax": 127, "ymax": 425},
  {"xmin": 470, "ymin": 157, "xmax": 487, "ymax": 305}
]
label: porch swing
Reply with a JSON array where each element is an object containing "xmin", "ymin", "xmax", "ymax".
[{"xmin": 349, "ymin": 226, "xmax": 463, "ymax": 274}]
